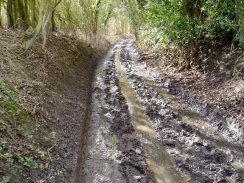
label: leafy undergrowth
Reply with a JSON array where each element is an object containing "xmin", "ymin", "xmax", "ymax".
[{"xmin": 0, "ymin": 29, "xmax": 106, "ymax": 182}]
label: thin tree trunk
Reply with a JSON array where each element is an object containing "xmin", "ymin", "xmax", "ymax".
[
  {"xmin": 13, "ymin": 0, "xmax": 18, "ymax": 26},
  {"xmin": 0, "ymin": 0, "xmax": 2, "ymax": 27},
  {"xmin": 17, "ymin": 0, "xmax": 29, "ymax": 28},
  {"xmin": 7, "ymin": 0, "xmax": 14, "ymax": 27},
  {"xmin": 29, "ymin": 0, "xmax": 37, "ymax": 26},
  {"xmin": 51, "ymin": 10, "xmax": 56, "ymax": 31},
  {"xmin": 51, "ymin": 0, "xmax": 62, "ymax": 32},
  {"xmin": 26, "ymin": 0, "xmax": 50, "ymax": 48},
  {"xmin": 24, "ymin": 0, "xmax": 30, "ymax": 26}
]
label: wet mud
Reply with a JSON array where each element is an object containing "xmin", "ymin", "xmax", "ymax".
[
  {"xmin": 118, "ymin": 40, "xmax": 244, "ymax": 183},
  {"xmin": 75, "ymin": 46, "xmax": 155, "ymax": 183},
  {"xmin": 76, "ymin": 39, "xmax": 243, "ymax": 183}
]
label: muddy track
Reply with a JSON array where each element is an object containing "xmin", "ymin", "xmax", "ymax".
[
  {"xmin": 119, "ymin": 40, "xmax": 244, "ymax": 183},
  {"xmin": 75, "ymin": 40, "xmax": 244, "ymax": 183},
  {"xmin": 74, "ymin": 46, "xmax": 155, "ymax": 183}
]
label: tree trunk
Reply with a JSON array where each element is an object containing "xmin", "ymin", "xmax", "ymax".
[
  {"xmin": 0, "ymin": 0, "xmax": 2, "ymax": 27},
  {"xmin": 7, "ymin": 0, "xmax": 14, "ymax": 27},
  {"xmin": 17, "ymin": 0, "xmax": 29, "ymax": 28},
  {"xmin": 29, "ymin": 0, "xmax": 37, "ymax": 26},
  {"xmin": 51, "ymin": 0, "xmax": 62, "ymax": 32},
  {"xmin": 13, "ymin": 0, "xmax": 18, "ymax": 26},
  {"xmin": 51, "ymin": 10, "xmax": 56, "ymax": 32},
  {"xmin": 26, "ymin": 0, "xmax": 52, "ymax": 48}
]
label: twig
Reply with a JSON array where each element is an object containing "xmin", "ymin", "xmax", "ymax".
[{"xmin": 47, "ymin": 145, "xmax": 55, "ymax": 163}]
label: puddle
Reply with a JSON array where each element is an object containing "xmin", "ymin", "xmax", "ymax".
[{"xmin": 115, "ymin": 49, "xmax": 189, "ymax": 183}]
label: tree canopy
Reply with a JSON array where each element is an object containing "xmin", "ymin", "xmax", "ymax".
[
  {"xmin": 0, "ymin": 0, "xmax": 243, "ymax": 61},
  {"xmin": 0, "ymin": 0, "xmax": 140, "ymax": 47}
]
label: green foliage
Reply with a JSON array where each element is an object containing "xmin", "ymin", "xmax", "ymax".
[
  {"xmin": 0, "ymin": 176, "xmax": 10, "ymax": 183},
  {"xmin": 2, "ymin": 101, "xmax": 28, "ymax": 125},
  {"xmin": 143, "ymin": 0, "xmax": 244, "ymax": 53},
  {"xmin": 123, "ymin": 0, "xmax": 144, "ymax": 40},
  {"xmin": 0, "ymin": 0, "xmax": 139, "ymax": 46},
  {"xmin": 0, "ymin": 80, "xmax": 28, "ymax": 125},
  {"xmin": 25, "ymin": 26, "xmax": 35, "ymax": 36},
  {"xmin": 15, "ymin": 155, "xmax": 37, "ymax": 168},
  {"xmin": 200, "ymin": 0, "xmax": 236, "ymax": 41},
  {"xmin": 0, "ymin": 143, "xmax": 38, "ymax": 177},
  {"xmin": 0, "ymin": 124, "xmax": 48, "ymax": 180}
]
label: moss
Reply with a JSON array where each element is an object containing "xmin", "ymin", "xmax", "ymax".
[
  {"xmin": 2, "ymin": 101, "xmax": 29, "ymax": 125},
  {"xmin": 0, "ymin": 80, "xmax": 17, "ymax": 102},
  {"xmin": 0, "ymin": 80, "xmax": 28, "ymax": 125}
]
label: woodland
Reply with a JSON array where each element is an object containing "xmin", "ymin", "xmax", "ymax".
[
  {"xmin": 0, "ymin": 0, "xmax": 244, "ymax": 182},
  {"xmin": 0, "ymin": 0, "xmax": 243, "ymax": 64}
]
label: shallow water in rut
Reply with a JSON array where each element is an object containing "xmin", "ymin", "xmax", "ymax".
[
  {"xmin": 76, "ymin": 40, "xmax": 244, "ymax": 183},
  {"xmin": 115, "ymin": 49, "xmax": 189, "ymax": 183},
  {"xmin": 144, "ymin": 76, "xmax": 244, "ymax": 179}
]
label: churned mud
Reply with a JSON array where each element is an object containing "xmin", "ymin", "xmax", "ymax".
[
  {"xmin": 75, "ymin": 46, "xmax": 155, "ymax": 183},
  {"xmin": 117, "ymin": 40, "xmax": 244, "ymax": 183},
  {"xmin": 75, "ymin": 39, "xmax": 243, "ymax": 183}
]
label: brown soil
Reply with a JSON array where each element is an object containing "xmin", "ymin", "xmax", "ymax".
[{"xmin": 0, "ymin": 29, "xmax": 107, "ymax": 182}]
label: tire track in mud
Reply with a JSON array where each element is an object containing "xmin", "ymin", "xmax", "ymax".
[
  {"xmin": 75, "ymin": 46, "xmax": 155, "ymax": 183},
  {"xmin": 114, "ymin": 48, "xmax": 188, "ymax": 183},
  {"xmin": 119, "ymin": 40, "xmax": 244, "ymax": 183}
]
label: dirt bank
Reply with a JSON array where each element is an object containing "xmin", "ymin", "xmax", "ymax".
[{"xmin": 0, "ymin": 29, "xmax": 106, "ymax": 182}]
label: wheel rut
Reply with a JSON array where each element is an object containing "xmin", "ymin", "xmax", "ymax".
[
  {"xmin": 119, "ymin": 39, "xmax": 244, "ymax": 183},
  {"xmin": 75, "ymin": 40, "xmax": 244, "ymax": 183},
  {"xmin": 75, "ymin": 45, "xmax": 155, "ymax": 183},
  {"xmin": 114, "ymin": 47, "xmax": 188, "ymax": 183}
]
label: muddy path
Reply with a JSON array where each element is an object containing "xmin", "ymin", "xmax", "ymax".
[
  {"xmin": 74, "ymin": 46, "xmax": 155, "ymax": 183},
  {"xmin": 75, "ymin": 40, "xmax": 244, "ymax": 183}
]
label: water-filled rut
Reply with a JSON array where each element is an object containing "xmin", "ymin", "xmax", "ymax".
[
  {"xmin": 118, "ymin": 40, "xmax": 244, "ymax": 183},
  {"xmin": 115, "ymin": 48, "xmax": 188, "ymax": 183},
  {"xmin": 75, "ymin": 40, "xmax": 244, "ymax": 183},
  {"xmin": 75, "ymin": 45, "xmax": 155, "ymax": 182}
]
